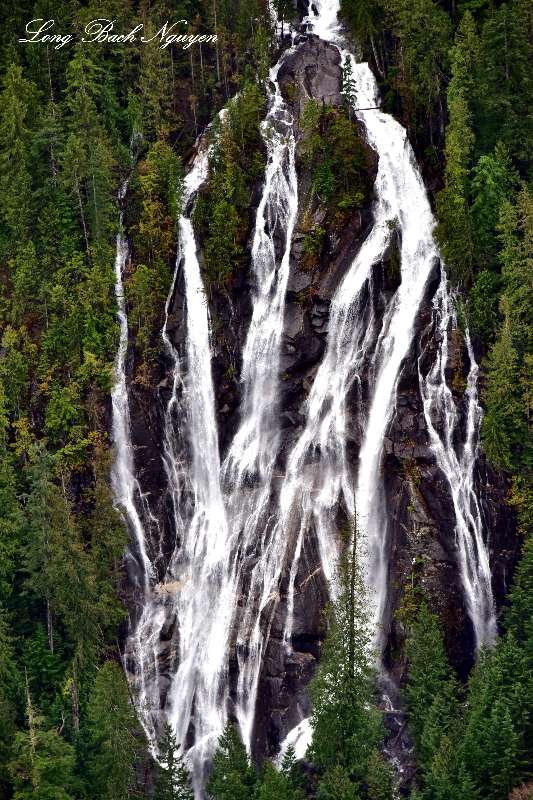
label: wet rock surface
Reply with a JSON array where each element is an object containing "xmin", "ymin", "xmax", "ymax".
[{"xmin": 119, "ymin": 31, "xmax": 519, "ymax": 781}]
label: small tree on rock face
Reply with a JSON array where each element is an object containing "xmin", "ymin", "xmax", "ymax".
[
  {"xmin": 307, "ymin": 516, "xmax": 384, "ymax": 793},
  {"xmin": 154, "ymin": 723, "xmax": 194, "ymax": 800}
]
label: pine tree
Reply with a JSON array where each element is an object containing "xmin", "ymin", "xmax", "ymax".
[
  {"xmin": 366, "ymin": 750, "xmax": 394, "ymax": 800},
  {"xmin": 384, "ymin": 0, "xmax": 452, "ymax": 137},
  {"xmin": 0, "ymin": 602, "xmax": 18, "ymax": 800},
  {"xmin": 404, "ymin": 603, "xmax": 459, "ymax": 771},
  {"xmin": 154, "ymin": 723, "xmax": 194, "ymax": 800},
  {"xmin": 470, "ymin": 142, "xmax": 519, "ymax": 270},
  {"xmin": 254, "ymin": 759, "xmax": 300, "ymax": 800},
  {"xmin": 315, "ymin": 764, "xmax": 358, "ymax": 800},
  {"xmin": 435, "ymin": 10, "xmax": 478, "ymax": 283},
  {"xmin": 477, "ymin": 3, "xmax": 533, "ymax": 163},
  {"xmin": 8, "ymin": 679, "xmax": 77, "ymax": 800},
  {"xmin": 205, "ymin": 721, "xmax": 257, "ymax": 800},
  {"xmin": 307, "ymin": 518, "xmax": 383, "ymax": 788},
  {"xmin": 86, "ymin": 660, "xmax": 148, "ymax": 800},
  {"xmin": 458, "ymin": 637, "xmax": 533, "ymax": 798},
  {"xmin": 0, "ymin": 64, "xmax": 36, "ymax": 247},
  {"xmin": 280, "ymin": 745, "xmax": 306, "ymax": 796},
  {"xmin": 340, "ymin": 0, "xmax": 383, "ymax": 44}
]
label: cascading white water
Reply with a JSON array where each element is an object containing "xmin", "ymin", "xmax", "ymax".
[
  {"xmin": 419, "ymin": 273, "xmax": 496, "ymax": 647},
  {"xmin": 220, "ymin": 63, "xmax": 299, "ymax": 748},
  {"xmin": 162, "ymin": 145, "xmax": 233, "ymax": 785},
  {"xmin": 121, "ymin": 141, "xmax": 235, "ymax": 788},
  {"xmin": 114, "ymin": 0, "xmax": 498, "ymax": 786},
  {"xmin": 270, "ymin": 0, "xmax": 445, "ymax": 642},
  {"xmin": 111, "ymin": 179, "xmax": 158, "ymax": 588}
]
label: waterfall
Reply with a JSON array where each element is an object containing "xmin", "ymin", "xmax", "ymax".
[
  {"xmin": 111, "ymin": 179, "xmax": 156, "ymax": 587},
  {"xmin": 220, "ymin": 62, "xmax": 299, "ymax": 748},
  {"xmin": 112, "ymin": 0, "xmax": 497, "ymax": 787},
  {"xmin": 162, "ymin": 144, "xmax": 232, "ymax": 787},
  {"xmin": 419, "ymin": 273, "xmax": 496, "ymax": 646},
  {"xmin": 111, "ymin": 156, "xmax": 171, "ymax": 740}
]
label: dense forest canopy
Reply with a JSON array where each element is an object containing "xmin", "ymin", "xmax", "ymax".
[{"xmin": 0, "ymin": 0, "xmax": 533, "ymax": 798}]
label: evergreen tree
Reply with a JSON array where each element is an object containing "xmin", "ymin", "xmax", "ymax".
[
  {"xmin": 366, "ymin": 750, "xmax": 394, "ymax": 800},
  {"xmin": 384, "ymin": 0, "xmax": 451, "ymax": 138},
  {"xmin": 476, "ymin": 3, "xmax": 533, "ymax": 164},
  {"xmin": 205, "ymin": 721, "xmax": 257, "ymax": 800},
  {"xmin": 340, "ymin": 0, "xmax": 383, "ymax": 44},
  {"xmin": 315, "ymin": 765, "xmax": 357, "ymax": 800},
  {"xmin": 307, "ymin": 518, "xmax": 383, "ymax": 790},
  {"xmin": 254, "ymin": 759, "xmax": 301, "ymax": 800},
  {"xmin": 0, "ymin": 64, "xmax": 36, "ymax": 247},
  {"xmin": 154, "ymin": 723, "xmax": 194, "ymax": 800},
  {"xmin": 404, "ymin": 603, "xmax": 459, "ymax": 772},
  {"xmin": 482, "ymin": 185, "xmax": 533, "ymax": 469},
  {"xmin": 280, "ymin": 745, "xmax": 306, "ymax": 796},
  {"xmin": 435, "ymin": 10, "xmax": 478, "ymax": 283},
  {"xmin": 86, "ymin": 660, "xmax": 148, "ymax": 800},
  {"xmin": 458, "ymin": 637, "xmax": 533, "ymax": 798},
  {"xmin": 8, "ymin": 680, "xmax": 77, "ymax": 800},
  {"xmin": 504, "ymin": 539, "xmax": 533, "ymax": 657},
  {"xmin": 470, "ymin": 142, "xmax": 519, "ymax": 270},
  {"xmin": 0, "ymin": 602, "xmax": 18, "ymax": 800}
]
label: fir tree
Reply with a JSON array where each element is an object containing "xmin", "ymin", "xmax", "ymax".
[
  {"xmin": 307, "ymin": 517, "xmax": 383, "ymax": 789},
  {"xmin": 8, "ymin": 679, "xmax": 77, "ymax": 800},
  {"xmin": 205, "ymin": 721, "xmax": 257, "ymax": 800},
  {"xmin": 435, "ymin": 10, "xmax": 478, "ymax": 283},
  {"xmin": 404, "ymin": 603, "xmax": 459, "ymax": 771},
  {"xmin": 86, "ymin": 661, "xmax": 148, "ymax": 800},
  {"xmin": 154, "ymin": 723, "xmax": 194, "ymax": 800},
  {"xmin": 255, "ymin": 759, "xmax": 301, "ymax": 800}
]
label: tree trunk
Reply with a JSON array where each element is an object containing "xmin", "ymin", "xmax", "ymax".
[
  {"xmin": 46, "ymin": 596, "xmax": 54, "ymax": 654},
  {"xmin": 72, "ymin": 663, "xmax": 80, "ymax": 731}
]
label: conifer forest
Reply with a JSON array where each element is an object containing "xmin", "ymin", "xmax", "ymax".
[{"xmin": 1, "ymin": 0, "xmax": 533, "ymax": 798}]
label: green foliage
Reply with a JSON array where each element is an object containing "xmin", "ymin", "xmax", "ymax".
[
  {"xmin": 482, "ymin": 186, "xmax": 533, "ymax": 470},
  {"xmin": 300, "ymin": 101, "xmax": 370, "ymax": 218},
  {"xmin": 435, "ymin": 11, "xmax": 478, "ymax": 283},
  {"xmin": 475, "ymin": 4, "xmax": 533, "ymax": 164},
  {"xmin": 404, "ymin": 603, "xmax": 460, "ymax": 771},
  {"xmin": 307, "ymin": 518, "xmax": 384, "ymax": 790},
  {"xmin": 410, "ymin": 553, "xmax": 533, "ymax": 798},
  {"xmin": 154, "ymin": 723, "xmax": 194, "ymax": 800},
  {"xmin": 205, "ymin": 721, "xmax": 258, "ymax": 800},
  {"xmin": 8, "ymin": 683, "xmax": 77, "ymax": 800},
  {"xmin": 255, "ymin": 759, "xmax": 302, "ymax": 800},
  {"xmin": 194, "ymin": 82, "xmax": 266, "ymax": 289},
  {"xmin": 85, "ymin": 661, "xmax": 148, "ymax": 800},
  {"xmin": 340, "ymin": 0, "xmax": 383, "ymax": 43},
  {"xmin": 383, "ymin": 0, "xmax": 452, "ymax": 137},
  {"xmin": 316, "ymin": 765, "xmax": 359, "ymax": 800},
  {"xmin": 280, "ymin": 745, "xmax": 306, "ymax": 797},
  {"xmin": 366, "ymin": 750, "xmax": 394, "ymax": 800}
]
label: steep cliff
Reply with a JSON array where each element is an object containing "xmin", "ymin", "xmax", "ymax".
[{"xmin": 119, "ymin": 27, "xmax": 519, "ymax": 779}]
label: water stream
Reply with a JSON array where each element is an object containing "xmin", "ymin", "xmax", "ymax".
[
  {"xmin": 419, "ymin": 273, "xmax": 496, "ymax": 647},
  {"xmin": 112, "ymin": 0, "xmax": 497, "ymax": 789}
]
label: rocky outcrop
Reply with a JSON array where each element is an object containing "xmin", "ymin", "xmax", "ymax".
[{"xmin": 119, "ymin": 28, "xmax": 519, "ymax": 779}]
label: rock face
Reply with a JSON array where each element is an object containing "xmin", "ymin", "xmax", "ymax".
[{"xmin": 119, "ymin": 33, "xmax": 519, "ymax": 776}]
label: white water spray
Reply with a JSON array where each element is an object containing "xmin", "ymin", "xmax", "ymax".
[
  {"xmin": 114, "ymin": 0, "xmax": 497, "ymax": 786},
  {"xmin": 419, "ymin": 274, "xmax": 496, "ymax": 647}
]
